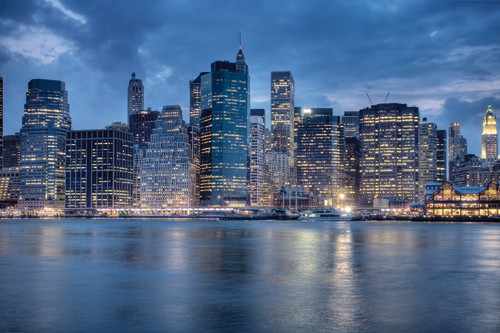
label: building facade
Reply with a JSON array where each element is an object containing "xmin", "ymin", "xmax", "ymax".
[
  {"xmin": 359, "ymin": 103, "xmax": 419, "ymax": 205},
  {"xmin": 66, "ymin": 126, "xmax": 133, "ymax": 208},
  {"xmin": 249, "ymin": 109, "xmax": 267, "ymax": 206},
  {"xmin": 418, "ymin": 118, "xmax": 437, "ymax": 201},
  {"xmin": 341, "ymin": 111, "xmax": 359, "ymax": 138},
  {"xmin": 448, "ymin": 122, "xmax": 467, "ymax": 182},
  {"xmin": 19, "ymin": 79, "xmax": 71, "ymax": 209},
  {"xmin": 344, "ymin": 136, "xmax": 360, "ymax": 207},
  {"xmin": 2, "ymin": 133, "xmax": 20, "ymax": 169},
  {"xmin": 141, "ymin": 105, "xmax": 195, "ymax": 207},
  {"xmin": 0, "ymin": 76, "xmax": 3, "ymax": 169},
  {"xmin": 481, "ymin": 105, "xmax": 498, "ymax": 166},
  {"xmin": 200, "ymin": 49, "xmax": 250, "ymax": 206},
  {"xmin": 436, "ymin": 129, "xmax": 447, "ymax": 182},
  {"xmin": 0, "ymin": 167, "xmax": 19, "ymax": 207},
  {"xmin": 127, "ymin": 72, "xmax": 144, "ymax": 116},
  {"xmin": 296, "ymin": 108, "xmax": 344, "ymax": 206}
]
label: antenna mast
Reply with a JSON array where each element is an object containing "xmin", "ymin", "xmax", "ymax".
[{"xmin": 384, "ymin": 92, "xmax": 390, "ymax": 103}]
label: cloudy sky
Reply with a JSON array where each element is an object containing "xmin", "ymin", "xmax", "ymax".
[{"xmin": 1, "ymin": 0, "xmax": 499, "ymax": 154}]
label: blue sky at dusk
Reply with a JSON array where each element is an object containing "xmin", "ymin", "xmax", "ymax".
[{"xmin": 1, "ymin": 0, "xmax": 499, "ymax": 154}]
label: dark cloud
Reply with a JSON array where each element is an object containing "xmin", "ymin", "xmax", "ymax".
[{"xmin": 0, "ymin": 0, "xmax": 499, "ymax": 156}]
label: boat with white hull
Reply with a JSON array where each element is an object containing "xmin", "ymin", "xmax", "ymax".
[{"xmin": 298, "ymin": 208, "xmax": 354, "ymax": 221}]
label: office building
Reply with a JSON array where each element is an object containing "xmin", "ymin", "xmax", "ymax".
[
  {"xmin": 128, "ymin": 108, "xmax": 160, "ymax": 146},
  {"xmin": 270, "ymin": 71, "xmax": 295, "ymax": 188},
  {"xmin": 359, "ymin": 103, "xmax": 419, "ymax": 205},
  {"xmin": 189, "ymin": 72, "xmax": 209, "ymax": 128},
  {"xmin": 436, "ymin": 129, "xmax": 447, "ymax": 182},
  {"xmin": 344, "ymin": 136, "xmax": 360, "ymax": 207},
  {"xmin": 141, "ymin": 105, "xmax": 195, "ymax": 207},
  {"xmin": 296, "ymin": 108, "xmax": 344, "ymax": 206},
  {"xmin": 19, "ymin": 79, "xmax": 71, "ymax": 209},
  {"xmin": 342, "ymin": 111, "xmax": 359, "ymax": 138},
  {"xmin": 2, "ymin": 133, "xmax": 20, "ymax": 169},
  {"xmin": 481, "ymin": 105, "xmax": 498, "ymax": 165},
  {"xmin": 199, "ymin": 47, "xmax": 250, "ymax": 206},
  {"xmin": 128, "ymin": 72, "xmax": 144, "ymax": 116},
  {"xmin": 0, "ymin": 167, "xmax": 19, "ymax": 207},
  {"xmin": 0, "ymin": 76, "xmax": 3, "ymax": 168},
  {"xmin": 448, "ymin": 122, "xmax": 468, "ymax": 182},
  {"xmin": 249, "ymin": 109, "xmax": 267, "ymax": 206},
  {"xmin": 128, "ymin": 108, "xmax": 159, "ymax": 206},
  {"xmin": 418, "ymin": 118, "xmax": 437, "ymax": 201},
  {"xmin": 66, "ymin": 126, "xmax": 133, "ymax": 208}
]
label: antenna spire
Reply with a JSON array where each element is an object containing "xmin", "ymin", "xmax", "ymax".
[{"xmin": 239, "ymin": 30, "xmax": 243, "ymax": 50}]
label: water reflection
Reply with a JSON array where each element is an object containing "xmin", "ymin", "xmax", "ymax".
[{"xmin": 0, "ymin": 220, "xmax": 499, "ymax": 332}]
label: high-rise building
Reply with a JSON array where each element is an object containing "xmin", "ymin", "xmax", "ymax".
[
  {"xmin": 344, "ymin": 136, "xmax": 360, "ymax": 207},
  {"xmin": 481, "ymin": 105, "xmax": 498, "ymax": 165},
  {"xmin": 249, "ymin": 109, "xmax": 267, "ymax": 206},
  {"xmin": 189, "ymin": 72, "xmax": 209, "ymax": 128},
  {"xmin": 436, "ymin": 129, "xmax": 447, "ymax": 182},
  {"xmin": 359, "ymin": 103, "xmax": 419, "ymax": 205},
  {"xmin": 189, "ymin": 72, "xmax": 208, "ymax": 207},
  {"xmin": 293, "ymin": 107, "xmax": 302, "ymax": 153},
  {"xmin": 296, "ymin": 108, "xmax": 344, "ymax": 206},
  {"xmin": 141, "ymin": 105, "xmax": 195, "ymax": 207},
  {"xmin": 66, "ymin": 126, "xmax": 133, "ymax": 208},
  {"xmin": 418, "ymin": 118, "xmax": 437, "ymax": 201},
  {"xmin": 271, "ymin": 71, "xmax": 295, "ymax": 186},
  {"xmin": 2, "ymin": 133, "xmax": 20, "ymax": 169},
  {"xmin": 341, "ymin": 111, "xmax": 359, "ymax": 138},
  {"xmin": 199, "ymin": 48, "xmax": 250, "ymax": 206},
  {"xmin": 0, "ymin": 167, "xmax": 19, "ymax": 208},
  {"xmin": 0, "ymin": 76, "xmax": 3, "ymax": 169},
  {"xmin": 19, "ymin": 79, "xmax": 71, "ymax": 209},
  {"xmin": 128, "ymin": 72, "xmax": 144, "ymax": 116},
  {"xmin": 128, "ymin": 108, "xmax": 160, "ymax": 147},
  {"xmin": 448, "ymin": 122, "xmax": 467, "ymax": 182},
  {"xmin": 128, "ymin": 108, "xmax": 159, "ymax": 207}
]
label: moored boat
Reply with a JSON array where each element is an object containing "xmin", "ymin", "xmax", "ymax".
[{"xmin": 298, "ymin": 207, "xmax": 354, "ymax": 221}]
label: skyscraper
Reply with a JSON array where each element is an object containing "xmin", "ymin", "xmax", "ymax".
[
  {"xmin": 359, "ymin": 103, "xmax": 419, "ymax": 205},
  {"xmin": 66, "ymin": 125, "xmax": 133, "ymax": 208},
  {"xmin": 249, "ymin": 109, "xmax": 266, "ymax": 206},
  {"xmin": 141, "ymin": 105, "xmax": 195, "ymax": 207},
  {"xmin": 271, "ymin": 71, "xmax": 295, "ymax": 157},
  {"xmin": 341, "ymin": 111, "xmax": 359, "ymax": 138},
  {"xmin": 19, "ymin": 79, "xmax": 71, "ymax": 209},
  {"xmin": 296, "ymin": 108, "xmax": 344, "ymax": 206},
  {"xmin": 344, "ymin": 136, "xmax": 360, "ymax": 206},
  {"xmin": 0, "ymin": 76, "xmax": 3, "ymax": 169},
  {"xmin": 127, "ymin": 72, "xmax": 144, "ymax": 116},
  {"xmin": 481, "ymin": 105, "xmax": 498, "ymax": 165},
  {"xmin": 418, "ymin": 118, "xmax": 437, "ymax": 201},
  {"xmin": 200, "ymin": 47, "xmax": 250, "ymax": 206},
  {"xmin": 436, "ymin": 129, "xmax": 447, "ymax": 182},
  {"xmin": 2, "ymin": 133, "xmax": 20, "ymax": 169},
  {"xmin": 189, "ymin": 72, "xmax": 209, "ymax": 128},
  {"xmin": 448, "ymin": 122, "xmax": 467, "ymax": 182}
]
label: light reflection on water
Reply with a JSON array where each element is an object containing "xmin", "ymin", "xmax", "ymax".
[{"xmin": 0, "ymin": 219, "xmax": 499, "ymax": 332}]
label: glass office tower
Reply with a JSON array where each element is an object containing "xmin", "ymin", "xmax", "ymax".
[
  {"xmin": 19, "ymin": 79, "xmax": 71, "ymax": 209},
  {"xmin": 200, "ymin": 47, "xmax": 250, "ymax": 206}
]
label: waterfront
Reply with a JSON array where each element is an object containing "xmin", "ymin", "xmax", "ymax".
[{"xmin": 0, "ymin": 219, "xmax": 499, "ymax": 332}]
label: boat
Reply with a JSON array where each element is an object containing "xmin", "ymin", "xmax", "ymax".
[{"xmin": 298, "ymin": 207, "xmax": 354, "ymax": 221}]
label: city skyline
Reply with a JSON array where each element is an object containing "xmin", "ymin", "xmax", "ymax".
[{"xmin": 1, "ymin": 0, "xmax": 500, "ymax": 155}]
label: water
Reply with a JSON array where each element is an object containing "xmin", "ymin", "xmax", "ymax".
[{"xmin": 0, "ymin": 219, "xmax": 499, "ymax": 333}]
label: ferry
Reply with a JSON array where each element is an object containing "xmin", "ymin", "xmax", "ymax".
[{"xmin": 298, "ymin": 207, "xmax": 354, "ymax": 221}]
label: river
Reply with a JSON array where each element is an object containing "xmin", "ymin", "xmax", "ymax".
[{"xmin": 0, "ymin": 219, "xmax": 499, "ymax": 332}]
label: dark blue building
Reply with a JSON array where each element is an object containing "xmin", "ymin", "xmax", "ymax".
[{"xmin": 200, "ymin": 46, "xmax": 250, "ymax": 206}]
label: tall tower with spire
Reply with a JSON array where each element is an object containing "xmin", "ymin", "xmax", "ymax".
[
  {"xmin": 127, "ymin": 72, "xmax": 144, "ymax": 116},
  {"xmin": 481, "ymin": 105, "xmax": 498, "ymax": 165},
  {"xmin": 199, "ymin": 43, "xmax": 250, "ymax": 206}
]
